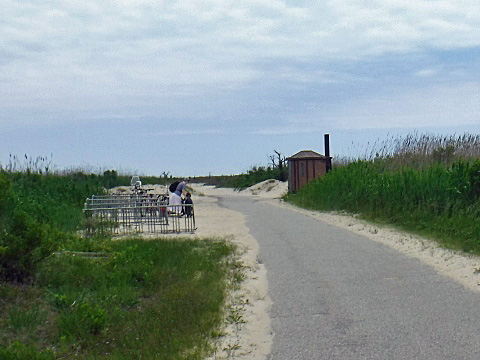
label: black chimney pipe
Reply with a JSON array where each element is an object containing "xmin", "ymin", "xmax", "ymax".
[
  {"xmin": 324, "ymin": 134, "xmax": 332, "ymax": 173},
  {"xmin": 324, "ymin": 133, "xmax": 330, "ymax": 157}
]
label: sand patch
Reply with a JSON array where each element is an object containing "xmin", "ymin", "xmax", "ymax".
[
  {"xmin": 190, "ymin": 180, "xmax": 288, "ymax": 200},
  {"xmin": 109, "ymin": 183, "xmax": 273, "ymax": 359},
  {"xmin": 190, "ymin": 189, "xmax": 272, "ymax": 359},
  {"xmin": 244, "ymin": 179, "xmax": 288, "ymax": 198}
]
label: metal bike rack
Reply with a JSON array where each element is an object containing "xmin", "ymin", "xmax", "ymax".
[{"xmin": 83, "ymin": 193, "xmax": 196, "ymax": 236}]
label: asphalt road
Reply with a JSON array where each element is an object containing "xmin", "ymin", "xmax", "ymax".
[{"xmin": 219, "ymin": 196, "xmax": 480, "ymax": 360}]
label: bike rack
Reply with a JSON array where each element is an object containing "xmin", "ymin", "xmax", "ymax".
[{"xmin": 83, "ymin": 193, "xmax": 196, "ymax": 236}]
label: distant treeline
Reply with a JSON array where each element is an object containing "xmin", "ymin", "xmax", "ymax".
[
  {"xmin": 191, "ymin": 150, "xmax": 289, "ymax": 189},
  {"xmin": 101, "ymin": 170, "xmax": 171, "ymax": 188},
  {"xmin": 193, "ymin": 164, "xmax": 288, "ymax": 190},
  {"xmin": 286, "ymin": 133, "xmax": 480, "ymax": 255}
]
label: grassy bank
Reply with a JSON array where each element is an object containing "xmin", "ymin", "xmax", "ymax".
[
  {"xmin": 0, "ymin": 171, "xmax": 108, "ymax": 282},
  {"xmin": 1, "ymin": 237, "xmax": 236, "ymax": 359},
  {"xmin": 1, "ymin": 164, "xmax": 239, "ymax": 359},
  {"xmin": 286, "ymin": 133, "xmax": 480, "ymax": 255}
]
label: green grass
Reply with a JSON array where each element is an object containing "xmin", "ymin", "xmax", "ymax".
[
  {"xmin": 0, "ymin": 166, "xmax": 171, "ymax": 283},
  {"xmin": 0, "ymin": 170, "xmax": 107, "ymax": 282},
  {"xmin": 0, "ymin": 237, "xmax": 237, "ymax": 359},
  {"xmin": 286, "ymin": 143, "xmax": 480, "ymax": 255},
  {"xmin": 0, "ymin": 161, "xmax": 241, "ymax": 359}
]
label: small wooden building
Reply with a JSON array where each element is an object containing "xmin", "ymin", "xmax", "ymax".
[{"xmin": 287, "ymin": 150, "xmax": 332, "ymax": 193}]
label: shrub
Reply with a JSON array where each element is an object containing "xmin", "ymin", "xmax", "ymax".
[
  {"xmin": 0, "ymin": 170, "xmax": 106, "ymax": 283},
  {"xmin": 217, "ymin": 165, "xmax": 288, "ymax": 189},
  {"xmin": 466, "ymin": 160, "xmax": 480, "ymax": 198},
  {"xmin": 0, "ymin": 208, "xmax": 63, "ymax": 283}
]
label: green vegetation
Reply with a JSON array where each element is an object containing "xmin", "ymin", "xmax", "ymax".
[
  {"xmin": 0, "ymin": 170, "xmax": 106, "ymax": 283},
  {"xmin": 213, "ymin": 165, "xmax": 287, "ymax": 190},
  {"xmin": 286, "ymin": 133, "xmax": 480, "ymax": 255},
  {"xmin": 1, "ymin": 238, "xmax": 235, "ymax": 359},
  {"xmin": 0, "ymin": 155, "xmax": 178, "ymax": 283},
  {"xmin": 0, "ymin": 157, "xmax": 239, "ymax": 359},
  {"xmin": 199, "ymin": 150, "xmax": 288, "ymax": 190},
  {"xmin": 95, "ymin": 170, "xmax": 172, "ymax": 189}
]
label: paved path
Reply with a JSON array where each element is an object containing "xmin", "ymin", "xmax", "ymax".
[{"xmin": 219, "ymin": 196, "xmax": 480, "ymax": 360}]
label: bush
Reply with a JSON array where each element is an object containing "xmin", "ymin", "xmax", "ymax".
[
  {"xmin": 0, "ymin": 209, "xmax": 63, "ymax": 283},
  {"xmin": 0, "ymin": 170, "xmax": 107, "ymax": 283}
]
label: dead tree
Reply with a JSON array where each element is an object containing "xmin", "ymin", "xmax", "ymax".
[{"xmin": 269, "ymin": 150, "xmax": 288, "ymax": 181}]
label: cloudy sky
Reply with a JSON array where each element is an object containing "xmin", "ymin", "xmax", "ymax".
[{"xmin": 1, "ymin": 0, "xmax": 480, "ymax": 176}]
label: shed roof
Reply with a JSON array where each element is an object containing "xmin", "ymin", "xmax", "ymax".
[{"xmin": 287, "ymin": 150, "xmax": 331, "ymax": 160}]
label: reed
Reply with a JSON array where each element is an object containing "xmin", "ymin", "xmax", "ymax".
[
  {"xmin": 287, "ymin": 132, "xmax": 480, "ymax": 254},
  {"xmin": 337, "ymin": 132, "xmax": 480, "ymax": 168}
]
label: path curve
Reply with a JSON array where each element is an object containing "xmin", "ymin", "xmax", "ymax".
[{"xmin": 219, "ymin": 194, "xmax": 480, "ymax": 359}]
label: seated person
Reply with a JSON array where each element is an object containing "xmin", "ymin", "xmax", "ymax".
[{"xmin": 183, "ymin": 192, "xmax": 193, "ymax": 217}]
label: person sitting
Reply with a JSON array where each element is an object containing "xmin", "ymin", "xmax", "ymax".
[{"xmin": 183, "ymin": 192, "xmax": 193, "ymax": 217}]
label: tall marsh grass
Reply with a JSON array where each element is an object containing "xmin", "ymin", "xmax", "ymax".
[
  {"xmin": 336, "ymin": 132, "xmax": 480, "ymax": 167},
  {"xmin": 287, "ymin": 133, "xmax": 480, "ymax": 254}
]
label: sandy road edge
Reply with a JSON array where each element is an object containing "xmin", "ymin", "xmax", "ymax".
[
  {"xmin": 190, "ymin": 189, "xmax": 273, "ymax": 360},
  {"xmin": 265, "ymin": 198, "xmax": 480, "ymax": 294},
  {"xmin": 111, "ymin": 184, "xmax": 273, "ymax": 359}
]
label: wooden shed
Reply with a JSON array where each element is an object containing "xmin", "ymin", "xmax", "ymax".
[{"xmin": 287, "ymin": 150, "xmax": 332, "ymax": 193}]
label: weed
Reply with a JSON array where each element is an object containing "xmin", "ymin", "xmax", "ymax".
[
  {"xmin": 227, "ymin": 306, "xmax": 245, "ymax": 324},
  {"xmin": 224, "ymin": 341, "xmax": 241, "ymax": 352},
  {"xmin": 58, "ymin": 301, "xmax": 108, "ymax": 339}
]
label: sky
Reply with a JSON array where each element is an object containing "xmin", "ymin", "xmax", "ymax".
[{"xmin": 1, "ymin": 0, "xmax": 480, "ymax": 176}]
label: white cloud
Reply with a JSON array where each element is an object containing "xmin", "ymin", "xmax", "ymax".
[
  {"xmin": 3, "ymin": 1, "xmax": 479, "ymax": 68},
  {"xmin": 1, "ymin": 0, "xmax": 480, "ymax": 128}
]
